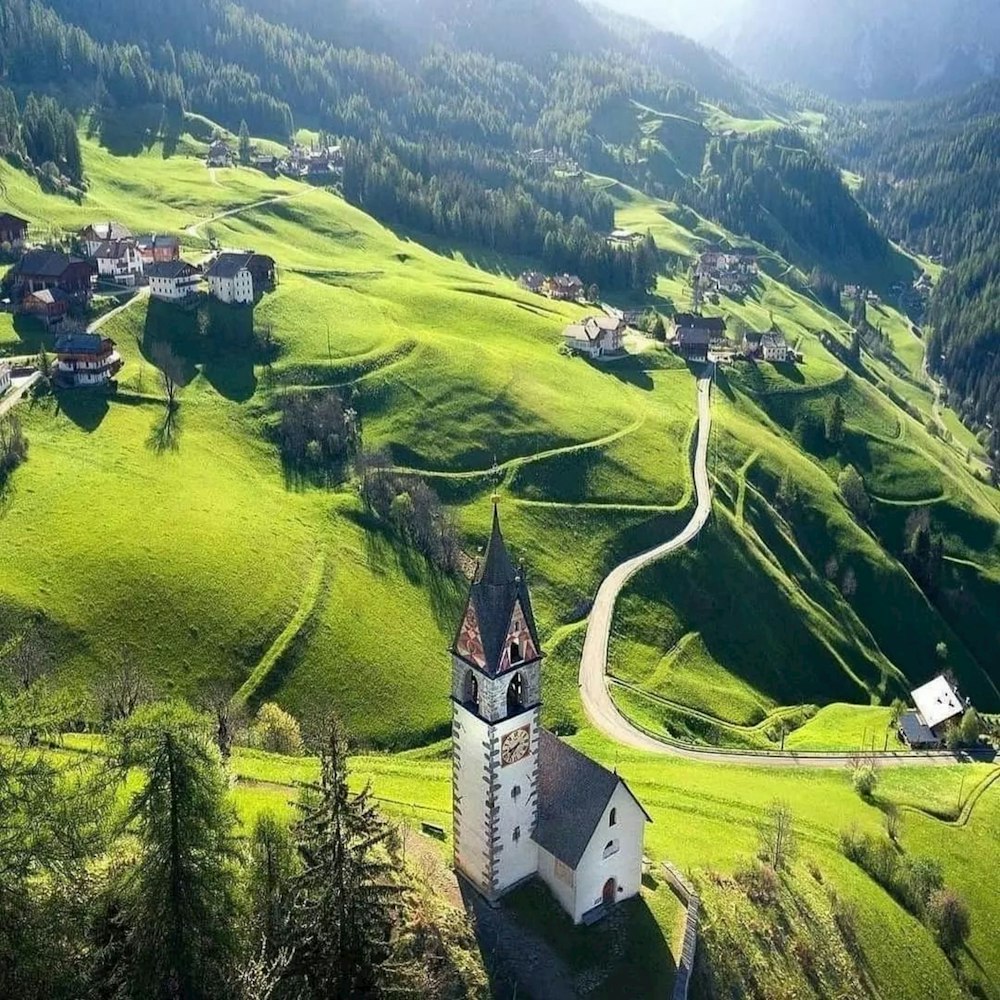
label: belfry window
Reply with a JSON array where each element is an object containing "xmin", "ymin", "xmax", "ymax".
[
  {"xmin": 609, "ymin": 808, "xmax": 617, "ymax": 827},
  {"xmin": 513, "ymin": 826, "xmax": 521, "ymax": 843},
  {"xmin": 511, "ymin": 785, "xmax": 521, "ymax": 801},
  {"xmin": 507, "ymin": 672, "xmax": 525, "ymax": 714},
  {"xmin": 463, "ymin": 670, "xmax": 478, "ymax": 707},
  {"xmin": 509, "ymin": 640, "xmax": 522, "ymax": 664}
]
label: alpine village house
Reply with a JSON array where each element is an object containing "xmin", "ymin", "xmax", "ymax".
[
  {"xmin": 452, "ymin": 506, "xmax": 650, "ymax": 924},
  {"xmin": 52, "ymin": 333, "xmax": 123, "ymax": 388}
]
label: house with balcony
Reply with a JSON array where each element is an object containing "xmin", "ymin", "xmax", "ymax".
[
  {"xmin": 53, "ymin": 333, "xmax": 123, "ymax": 388},
  {"xmin": 10, "ymin": 249, "xmax": 92, "ymax": 300},
  {"xmin": 562, "ymin": 315, "xmax": 626, "ymax": 358},
  {"xmin": 146, "ymin": 260, "xmax": 202, "ymax": 303},
  {"xmin": 95, "ymin": 241, "xmax": 144, "ymax": 287}
]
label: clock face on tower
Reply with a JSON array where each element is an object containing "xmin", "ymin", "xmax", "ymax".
[{"xmin": 501, "ymin": 725, "xmax": 531, "ymax": 767}]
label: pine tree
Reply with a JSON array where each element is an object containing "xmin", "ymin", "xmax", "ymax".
[
  {"xmin": 291, "ymin": 718, "xmax": 400, "ymax": 999},
  {"xmin": 826, "ymin": 395, "xmax": 846, "ymax": 446},
  {"xmin": 245, "ymin": 813, "xmax": 297, "ymax": 961},
  {"xmin": 110, "ymin": 702, "xmax": 240, "ymax": 999},
  {"xmin": 239, "ymin": 119, "xmax": 251, "ymax": 166}
]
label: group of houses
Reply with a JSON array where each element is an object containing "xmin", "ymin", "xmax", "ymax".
[
  {"xmin": 518, "ymin": 272, "xmax": 589, "ymax": 303},
  {"xmin": 669, "ymin": 313, "xmax": 794, "ymax": 364},
  {"xmin": 269, "ymin": 142, "xmax": 344, "ymax": 179},
  {"xmin": 206, "ymin": 135, "xmax": 344, "ymax": 180},
  {"xmin": 694, "ymin": 249, "xmax": 758, "ymax": 297}
]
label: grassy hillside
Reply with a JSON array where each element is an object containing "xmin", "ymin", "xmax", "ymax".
[{"xmin": 2, "ymin": 129, "xmax": 998, "ymax": 756}]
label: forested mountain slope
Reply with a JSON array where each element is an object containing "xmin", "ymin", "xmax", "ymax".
[{"xmin": 825, "ymin": 82, "xmax": 1000, "ymax": 453}]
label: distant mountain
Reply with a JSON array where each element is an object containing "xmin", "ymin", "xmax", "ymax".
[{"xmin": 600, "ymin": 0, "xmax": 1000, "ymax": 100}]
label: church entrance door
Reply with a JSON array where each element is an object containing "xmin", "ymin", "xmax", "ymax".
[{"xmin": 602, "ymin": 878, "xmax": 617, "ymax": 907}]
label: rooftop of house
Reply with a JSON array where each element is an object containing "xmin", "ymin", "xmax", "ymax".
[
  {"xmin": 204, "ymin": 252, "xmax": 275, "ymax": 280},
  {"xmin": 54, "ymin": 333, "xmax": 114, "ymax": 356},
  {"xmin": 14, "ymin": 249, "xmax": 88, "ymax": 278},
  {"xmin": 26, "ymin": 288, "xmax": 70, "ymax": 305},
  {"xmin": 899, "ymin": 710, "xmax": 939, "ymax": 746},
  {"xmin": 94, "ymin": 240, "xmax": 137, "ymax": 260},
  {"xmin": 0, "ymin": 211, "xmax": 29, "ymax": 228},
  {"xmin": 911, "ymin": 674, "xmax": 964, "ymax": 731},
  {"xmin": 674, "ymin": 313, "xmax": 727, "ymax": 333},
  {"xmin": 135, "ymin": 234, "xmax": 180, "ymax": 249},
  {"xmin": 146, "ymin": 260, "xmax": 200, "ymax": 280},
  {"xmin": 761, "ymin": 330, "xmax": 787, "ymax": 348},
  {"xmin": 452, "ymin": 505, "xmax": 541, "ymax": 678},
  {"xmin": 81, "ymin": 221, "xmax": 131, "ymax": 241},
  {"xmin": 534, "ymin": 729, "xmax": 650, "ymax": 869}
]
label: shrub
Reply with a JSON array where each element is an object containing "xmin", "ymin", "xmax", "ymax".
[
  {"xmin": 247, "ymin": 702, "xmax": 304, "ymax": 756},
  {"xmin": 927, "ymin": 888, "xmax": 971, "ymax": 956},
  {"xmin": 852, "ymin": 764, "xmax": 878, "ymax": 798},
  {"xmin": 734, "ymin": 858, "xmax": 779, "ymax": 906}
]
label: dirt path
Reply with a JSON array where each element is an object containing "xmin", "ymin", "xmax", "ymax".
[
  {"xmin": 185, "ymin": 191, "xmax": 303, "ymax": 240},
  {"xmin": 577, "ymin": 367, "xmax": 995, "ymax": 770}
]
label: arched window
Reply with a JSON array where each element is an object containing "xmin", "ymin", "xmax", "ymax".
[
  {"xmin": 513, "ymin": 826, "xmax": 521, "ymax": 843},
  {"xmin": 511, "ymin": 785, "xmax": 521, "ymax": 801},
  {"xmin": 463, "ymin": 670, "xmax": 478, "ymax": 707},
  {"xmin": 509, "ymin": 640, "xmax": 522, "ymax": 664},
  {"xmin": 609, "ymin": 808, "xmax": 617, "ymax": 828},
  {"xmin": 603, "ymin": 839, "xmax": 620, "ymax": 859},
  {"xmin": 507, "ymin": 672, "xmax": 524, "ymax": 714}
]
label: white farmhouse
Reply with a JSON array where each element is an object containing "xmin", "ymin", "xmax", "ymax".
[
  {"xmin": 146, "ymin": 260, "xmax": 202, "ymax": 303},
  {"xmin": 562, "ymin": 315, "xmax": 625, "ymax": 359},
  {"xmin": 203, "ymin": 252, "xmax": 275, "ymax": 305},
  {"xmin": 94, "ymin": 241, "xmax": 144, "ymax": 287},
  {"xmin": 451, "ymin": 506, "xmax": 650, "ymax": 924},
  {"xmin": 760, "ymin": 330, "xmax": 790, "ymax": 363}
]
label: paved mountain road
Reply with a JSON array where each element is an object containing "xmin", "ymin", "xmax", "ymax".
[{"xmin": 577, "ymin": 366, "xmax": 992, "ymax": 770}]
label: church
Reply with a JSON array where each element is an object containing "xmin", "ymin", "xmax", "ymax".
[{"xmin": 451, "ymin": 504, "xmax": 650, "ymax": 924}]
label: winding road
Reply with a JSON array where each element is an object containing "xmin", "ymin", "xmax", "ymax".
[{"xmin": 578, "ymin": 365, "xmax": 994, "ymax": 769}]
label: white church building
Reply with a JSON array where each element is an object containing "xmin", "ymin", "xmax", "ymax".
[{"xmin": 451, "ymin": 506, "xmax": 650, "ymax": 924}]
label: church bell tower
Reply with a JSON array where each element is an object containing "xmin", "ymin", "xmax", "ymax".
[{"xmin": 451, "ymin": 503, "xmax": 543, "ymax": 902}]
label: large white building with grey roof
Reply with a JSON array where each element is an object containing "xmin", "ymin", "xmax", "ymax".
[{"xmin": 451, "ymin": 505, "xmax": 649, "ymax": 923}]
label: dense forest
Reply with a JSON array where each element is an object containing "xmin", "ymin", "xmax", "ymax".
[
  {"xmin": 828, "ymin": 82, "xmax": 1000, "ymax": 448},
  {"xmin": 688, "ymin": 129, "xmax": 893, "ymax": 277},
  {"xmin": 0, "ymin": 85, "xmax": 83, "ymax": 188}
]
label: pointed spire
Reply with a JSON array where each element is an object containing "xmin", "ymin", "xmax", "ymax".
[{"xmin": 476, "ymin": 497, "xmax": 516, "ymax": 586}]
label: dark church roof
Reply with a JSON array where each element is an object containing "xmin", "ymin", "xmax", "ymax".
[
  {"xmin": 534, "ymin": 730, "xmax": 651, "ymax": 868},
  {"xmin": 453, "ymin": 504, "xmax": 541, "ymax": 677}
]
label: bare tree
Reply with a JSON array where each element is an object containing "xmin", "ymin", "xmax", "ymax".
[
  {"xmin": 151, "ymin": 342, "xmax": 184, "ymax": 411},
  {"xmin": 3, "ymin": 621, "xmax": 52, "ymax": 692},
  {"xmin": 756, "ymin": 799, "xmax": 797, "ymax": 871},
  {"xmin": 202, "ymin": 682, "xmax": 246, "ymax": 761},
  {"xmin": 99, "ymin": 646, "xmax": 151, "ymax": 726}
]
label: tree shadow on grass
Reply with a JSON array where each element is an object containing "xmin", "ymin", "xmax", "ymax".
[
  {"xmin": 585, "ymin": 354, "xmax": 654, "ymax": 391},
  {"xmin": 55, "ymin": 388, "xmax": 110, "ymax": 432},
  {"xmin": 141, "ymin": 298, "xmax": 266, "ymax": 404},
  {"xmin": 349, "ymin": 507, "xmax": 464, "ymax": 635},
  {"xmin": 146, "ymin": 405, "xmax": 182, "ymax": 454}
]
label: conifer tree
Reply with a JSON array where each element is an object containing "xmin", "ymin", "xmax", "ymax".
[
  {"xmin": 110, "ymin": 702, "xmax": 240, "ymax": 999},
  {"xmin": 291, "ymin": 718, "xmax": 400, "ymax": 999},
  {"xmin": 239, "ymin": 119, "xmax": 251, "ymax": 165}
]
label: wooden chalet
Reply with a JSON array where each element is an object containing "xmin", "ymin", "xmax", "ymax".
[
  {"xmin": 53, "ymin": 333, "xmax": 123, "ymax": 388},
  {"xmin": 21, "ymin": 288, "xmax": 70, "ymax": 329},
  {"xmin": 0, "ymin": 212, "xmax": 29, "ymax": 247},
  {"xmin": 10, "ymin": 249, "xmax": 92, "ymax": 300}
]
